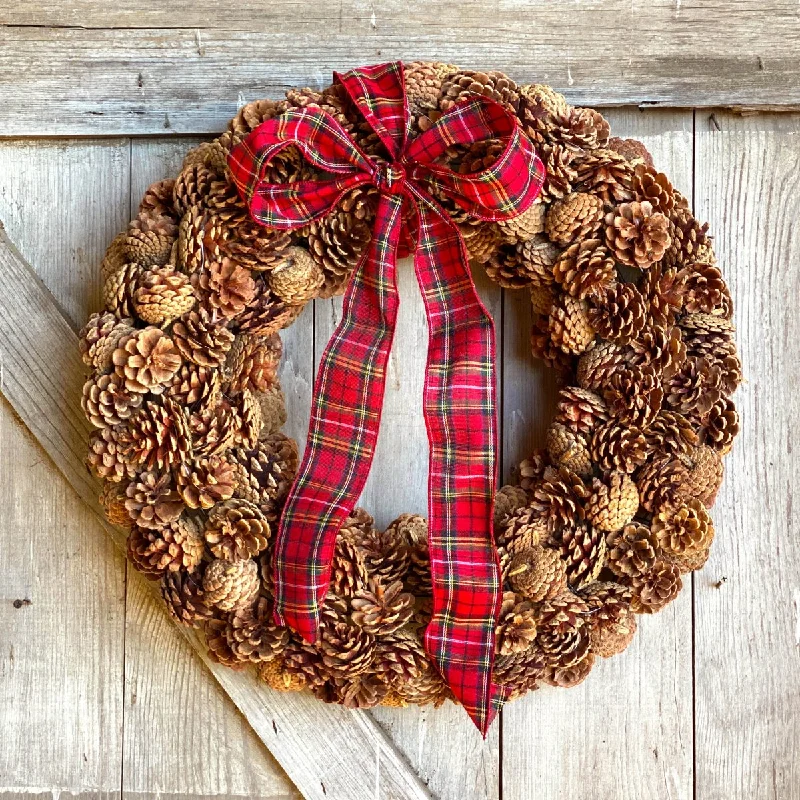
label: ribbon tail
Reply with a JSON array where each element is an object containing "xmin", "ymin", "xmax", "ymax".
[{"xmin": 272, "ymin": 193, "xmax": 405, "ymax": 641}]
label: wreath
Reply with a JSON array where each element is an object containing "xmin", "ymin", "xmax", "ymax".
[{"xmin": 79, "ymin": 61, "xmax": 741, "ymax": 729}]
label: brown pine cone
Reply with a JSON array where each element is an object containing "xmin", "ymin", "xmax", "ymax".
[
  {"xmin": 533, "ymin": 143, "xmax": 575, "ymax": 203},
  {"xmin": 497, "ymin": 202, "xmax": 547, "ymax": 244},
  {"xmin": 133, "ymin": 267, "xmax": 196, "ymax": 325},
  {"xmin": 582, "ymin": 588, "xmax": 637, "ymax": 657},
  {"xmin": 682, "ymin": 262, "xmax": 732, "ymax": 317},
  {"xmin": 82, "ymin": 372, "xmax": 144, "ymax": 428},
  {"xmin": 124, "ymin": 470, "xmax": 184, "ymax": 529},
  {"xmin": 548, "ymin": 295, "xmax": 596, "ymax": 355},
  {"xmin": 573, "ymin": 148, "xmax": 636, "ymax": 204},
  {"xmin": 258, "ymin": 656, "xmax": 307, "ymax": 692},
  {"xmin": 188, "ymin": 400, "xmax": 236, "ymax": 459},
  {"xmin": 544, "ymin": 652, "xmax": 595, "ymax": 688},
  {"xmin": 561, "ymin": 107, "xmax": 610, "ymax": 150},
  {"xmin": 351, "ymin": 579, "xmax": 414, "ymax": 635},
  {"xmin": 181, "ymin": 140, "xmax": 227, "ymax": 176},
  {"xmin": 125, "ymin": 396, "xmax": 193, "ymax": 473},
  {"xmin": 225, "ymin": 333, "xmax": 281, "ymax": 394},
  {"xmin": 552, "ymin": 239, "xmax": 617, "ymax": 301},
  {"xmin": 590, "ymin": 420, "xmax": 647, "ymax": 474},
  {"xmin": 231, "ymin": 388, "xmax": 263, "ymax": 450},
  {"xmin": 576, "ymin": 340, "xmax": 627, "ymax": 390},
  {"xmin": 640, "ymin": 264, "xmax": 687, "ymax": 327},
  {"xmin": 103, "ymin": 262, "xmax": 141, "ymax": 317},
  {"xmin": 172, "ymin": 307, "xmax": 235, "ymax": 368},
  {"xmin": 404, "ymin": 61, "xmax": 457, "ymax": 116},
  {"xmin": 497, "ymin": 505, "xmax": 550, "ymax": 550},
  {"xmin": 373, "ymin": 630, "xmax": 429, "ymax": 687},
  {"xmin": 606, "ymin": 522, "xmax": 659, "ymax": 577},
  {"xmin": 632, "ymin": 164, "xmax": 675, "ymax": 213},
  {"xmin": 352, "ymin": 527, "xmax": 411, "ymax": 587},
  {"xmin": 330, "ymin": 534, "xmax": 370, "ymax": 598},
  {"xmin": 439, "ymin": 69, "xmax": 520, "ymax": 113},
  {"xmin": 652, "ymin": 498, "xmax": 714, "ymax": 558},
  {"xmin": 228, "ymin": 98, "xmax": 287, "ymax": 138},
  {"xmin": 545, "ymin": 193, "xmax": 605, "ymax": 246},
  {"xmin": 627, "ymin": 325, "xmax": 686, "ymax": 380},
  {"xmin": 579, "ymin": 580, "xmax": 633, "ymax": 627},
  {"xmin": 112, "ymin": 327, "xmax": 182, "ymax": 395},
  {"xmin": 138, "ymin": 178, "xmax": 177, "ymax": 221},
  {"xmin": 206, "ymin": 618, "xmax": 249, "ymax": 670},
  {"xmin": 625, "ymin": 559, "xmax": 682, "ymax": 614},
  {"xmin": 493, "ymin": 485, "xmax": 530, "ymax": 527},
  {"xmin": 665, "ymin": 356, "xmax": 722, "ymax": 418},
  {"xmin": 588, "ymin": 282, "xmax": 648, "ymax": 344},
  {"xmin": 585, "ymin": 471, "xmax": 639, "ymax": 532},
  {"xmin": 395, "ymin": 661, "xmax": 451, "ymax": 707},
  {"xmin": 702, "ymin": 396, "xmax": 739, "ymax": 453},
  {"xmin": 506, "ymin": 546, "xmax": 568, "ymax": 602},
  {"xmin": 127, "ymin": 517, "xmax": 204, "ymax": 578},
  {"xmin": 87, "ymin": 426, "xmax": 136, "ymax": 483},
  {"xmin": 202, "ymin": 557, "xmax": 261, "ymax": 611},
  {"xmin": 175, "ymin": 455, "xmax": 236, "ymax": 510},
  {"xmin": 530, "ymin": 284, "xmax": 556, "ymax": 316},
  {"xmin": 161, "ymin": 569, "xmax": 213, "ymax": 626},
  {"xmin": 256, "ymin": 382, "xmax": 288, "ymax": 436},
  {"xmin": 79, "ymin": 312, "xmax": 135, "ymax": 372},
  {"xmin": 603, "ymin": 364, "xmax": 664, "ymax": 428},
  {"xmin": 318, "ymin": 620, "xmax": 376, "ymax": 678},
  {"xmin": 636, "ymin": 454, "xmax": 691, "ymax": 513},
  {"xmin": 167, "ymin": 364, "xmax": 221, "ymax": 409},
  {"xmin": 308, "ymin": 209, "xmax": 371, "ymax": 281},
  {"xmin": 550, "ymin": 520, "xmax": 607, "ymax": 589},
  {"xmin": 554, "ymin": 386, "xmax": 609, "ymax": 435},
  {"xmin": 496, "ymin": 592, "xmax": 538, "ymax": 656},
  {"xmin": 531, "ymin": 466, "xmax": 589, "ymax": 530},
  {"xmin": 267, "ymin": 246, "xmax": 325, "ymax": 305},
  {"xmin": 665, "ymin": 204, "xmax": 709, "ymax": 268},
  {"xmin": 515, "ymin": 450, "xmax": 549, "ymax": 494},
  {"xmin": 515, "ymin": 235, "xmax": 561, "ymax": 287},
  {"xmin": 607, "ymin": 137, "xmax": 654, "ymax": 166},
  {"xmin": 460, "ymin": 222, "xmax": 503, "ymax": 264},
  {"xmin": 535, "ymin": 593, "xmax": 590, "ymax": 668},
  {"xmin": 643, "ymin": 410, "xmax": 699, "ymax": 457},
  {"xmin": 546, "ymin": 422, "xmax": 592, "ymax": 476},
  {"xmin": 518, "ymin": 83, "xmax": 570, "ymax": 145},
  {"xmin": 604, "ymin": 201, "xmax": 671, "ymax": 269},
  {"xmin": 384, "ymin": 513, "xmax": 431, "ymax": 595},
  {"xmin": 204, "ymin": 498, "xmax": 270, "ymax": 561},
  {"xmin": 99, "ymin": 480, "xmax": 132, "ymax": 528},
  {"xmin": 683, "ymin": 445, "xmax": 725, "ymax": 507},
  {"xmin": 125, "ymin": 217, "xmax": 177, "ymax": 268},
  {"xmin": 321, "ymin": 674, "xmax": 390, "ymax": 710},
  {"xmin": 493, "ymin": 647, "xmax": 547, "ymax": 698},
  {"xmin": 194, "ymin": 258, "xmax": 256, "ymax": 319},
  {"xmin": 173, "ymin": 162, "xmax": 214, "ymax": 215},
  {"xmin": 225, "ymin": 596, "xmax": 290, "ymax": 664}
]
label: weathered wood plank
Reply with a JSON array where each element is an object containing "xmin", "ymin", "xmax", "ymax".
[
  {"xmin": 501, "ymin": 109, "xmax": 695, "ymax": 800},
  {"xmin": 0, "ymin": 221, "xmax": 434, "ymax": 800},
  {"xmin": 313, "ymin": 260, "xmax": 503, "ymax": 800},
  {"xmin": 693, "ymin": 111, "xmax": 800, "ymax": 800},
  {"xmin": 1, "ymin": 0, "xmax": 799, "ymax": 137}
]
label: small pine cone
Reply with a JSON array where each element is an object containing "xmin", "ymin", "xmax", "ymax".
[
  {"xmin": 173, "ymin": 162, "xmax": 215, "ymax": 215},
  {"xmin": 576, "ymin": 340, "xmax": 627, "ymax": 391},
  {"xmin": 516, "ymin": 450, "xmax": 549, "ymax": 495},
  {"xmin": 531, "ymin": 466, "xmax": 589, "ymax": 530},
  {"xmin": 537, "ymin": 143, "xmax": 577, "ymax": 202},
  {"xmin": 588, "ymin": 283, "xmax": 648, "ymax": 344},
  {"xmin": 550, "ymin": 520, "xmax": 607, "ymax": 589},
  {"xmin": 506, "ymin": 546, "xmax": 568, "ymax": 602},
  {"xmin": 188, "ymin": 400, "xmax": 236, "ymax": 459},
  {"xmin": 124, "ymin": 470, "xmax": 184, "ymax": 530},
  {"xmin": 353, "ymin": 527, "xmax": 410, "ymax": 587},
  {"xmin": 308, "ymin": 209, "xmax": 371, "ymax": 279},
  {"xmin": 194, "ymin": 258, "xmax": 257, "ymax": 319},
  {"xmin": 632, "ymin": 164, "xmax": 675, "ymax": 213},
  {"xmin": 79, "ymin": 312, "xmax": 135, "ymax": 372},
  {"xmin": 636, "ymin": 454, "xmax": 691, "ymax": 513},
  {"xmin": 226, "ymin": 596, "xmax": 290, "ymax": 664},
  {"xmin": 87, "ymin": 426, "xmax": 135, "ymax": 483},
  {"xmin": 684, "ymin": 445, "xmax": 725, "ymax": 508},
  {"xmin": 554, "ymin": 386, "xmax": 609, "ymax": 435},
  {"xmin": 439, "ymin": 69, "xmax": 520, "ymax": 113},
  {"xmin": 220, "ymin": 221, "xmax": 293, "ymax": 274},
  {"xmin": 331, "ymin": 534, "xmax": 370, "ymax": 598},
  {"xmin": 493, "ymin": 646, "xmax": 547, "ymax": 698},
  {"xmin": 515, "ymin": 235, "xmax": 561, "ymax": 287},
  {"xmin": 182, "ymin": 141, "xmax": 228, "ymax": 176},
  {"xmin": 206, "ymin": 618, "xmax": 249, "ymax": 670},
  {"xmin": 549, "ymin": 295, "xmax": 596, "ymax": 355},
  {"xmin": 604, "ymin": 201, "xmax": 671, "ymax": 269},
  {"xmin": 535, "ymin": 593, "xmax": 591, "ymax": 668},
  {"xmin": 267, "ymin": 246, "xmax": 324, "ymax": 305},
  {"xmin": 127, "ymin": 517, "xmax": 204, "ymax": 578},
  {"xmin": 669, "ymin": 545, "xmax": 712, "ymax": 575},
  {"xmin": 530, "ymin": 283, "xmax": 556, "ymax": 316},
  {"xmin": 172, "ymin": 307, "xmax": 234, "ymax": 368},
  {"xmin": 256, "ymin": 382, "xmax": 288, "ymax": 436},
  {"xmin": 573, "ymin": 148, "xmax": 636, "ymax": 204},
  {"xmin": 497, "ymin": 505, "xmax": 550, "ymax": 550},
  {"xmin": 101, "ymin": 232, "xmax": 130, "ymax": 280},
  {"xmin": 381, "ymin": 689, "xmax": 410, "ymax": 708},
  {"xmin": 518, "ymin": 83, "xmax": 570, "ymax": 147},
  {"xmin": 373, "ymin": 630, "xmax": 429, "ymax": 687},
  {"xmin": 202, "ymin": 557, "xmax": 261, "ymax": 611},
  {"xmin": 625, "ymin": 559, "xmax": 683, "ymax": 614},
  {"xmin": 603, "ymin": 364, "xmax": 664, "ymax": 428},
  {"xmin": 322, "ymin": 674, "xmax": 389, "ymax": 709},
  {"xmin": 282, "ymin": 636, "xmax": 327, "ymax": 687},
  {"xmin": 318, "ymin": 621, "xmax": 376, "ymax": 678},
  {"xmin": 607, "ymin": 137, "xmax": 654, "ymax": 167},
  {"xmin": 585, "ymin": 471, "xmax": 639, "ymax": 532},
  {"xmin": 607, "ymin": 522, "xmax": 659, "ymax": 577},
  {"xmin": 493, "ymin": 485, "xmax": 530, "ymax": 527},
  {"xmin": 125, "ymin": 217, "xmax": 177, "ymax": 268},
  {"xmin": 640, "ymin": 264, "xmax": 687, "ymax": 327},
  {"xmin": 552, "ymin": 239, "xmax": 617, "ymax": 301},
  {"xmin": 351, "ymin": 580, "xmax": 414, "ymax": 635},
  {"xmin": 167, "ymin": 364, "xmax": 220, "ymax": 409},
  {"xmin": 644, "ymin": 410, "xmax": 699, "ymax": 457},
  {"xmin": 258, "ymin": 656, "xmax": 307, "ymax": 692},
  {"xmin": 590, "ymin": 600, "xmax": 636, "ymax": 657},
  {"xmin": 99, "ymin": 480, "xmax": 132, "ymax": 528},
  {"xmin": 204, "ymin": 498, "xmax": 270, "ymax": 561},
  {"xmin": 590, "ymin": 420, "xmax": 647, "ymax": 474},
  {"xmin": 496, "ymin": 592, "xmax": 538, "ymax": 656},
  {"xmin": 665, "ymin": 356, "xmax": 722, "ymax": 418},
  {"xmin": 82, "ymin": 372, "xmax": 144, "ymax": 428},
  {"xmin": 546, "ymin": 422, "xmax": 592, "ymax": 476},
  {"xmin": 103, "ymin": 262, "xmax": 142, "ymax": 318},
  {"xmin": 485, "ymin": 246, "xmax": 538, "ymax": 290},
  {"xmin": 497, "ymin": 201, "xmax": 546, "ymax": 244},
  {"xmin": 544, "ymin": 652, "xmax": 595, "ymax": 688},
  {"xmin": 665, "ymin": 205, "xmax": 709, "ymax": 269},
  {"xmin": 404, "ymin": 61, "xmax": 457, "ymax": 115},
  {"xmin": 160, "ymin": 569, "xmax": 213, "ymax": 626},
  {"xmin": 112, "ymin": 327, "xmax": 182, "ymax": 395},
  {"xmin": 545, "ymin": 193, "xmax": 605, "ymax": 246},
  {"xmin": 232, "ymin": 388, "xmax": 263, "ymax": 449},
  {"xmin": 460, "ymin": 222, "xmax": 503, "ymax": 264},
  {"xmin": 682, "ymin": 262, "xmax": 732, "ymax": 317},
  {"xmin": 561, "ymin": 107, "xmax": 610, "ymax": 150},
  {"xmin": 228, "ymin": 98, "xmax": 286, "ymax": 137},
  {"xmin": 702, "ymin": 396, "xmax": 739, "ymax": 454},
  {"xmin": 652, "ymin": 498, "xmax": 714, "ymax": 558},
  {"xmin": 125, "ymin": 396, "xmax": 193, "ymax": 473},
  {"xmin": 627, "ymin": 325, "xmax": 686, "ymax": 381},
  {"xmin": 578, "ymin": 580, "xmax": 633, "ymax": 627},
  {"xmin": 133, "ymin": 267, "xmax": 196, "ymax": 325},
  {"xmin": 226, "ymin": 333, "xmax": 282, "ymax": 394},
  {"xmin": 175, "ymin": 455, "xmax": 235, "ymax": 510}
]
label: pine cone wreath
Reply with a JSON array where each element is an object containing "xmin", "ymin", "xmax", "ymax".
[{"xmin": 81, "ymin": 63, "xmax": 740, "ymax": 717}]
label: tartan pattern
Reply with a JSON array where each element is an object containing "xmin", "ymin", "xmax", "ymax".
[{"xmin": 227, "ymin": 62, "xmax": 544, "ymax": 734}]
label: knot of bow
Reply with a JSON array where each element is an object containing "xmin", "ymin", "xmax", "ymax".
[{"xmin": 228, "ymin": 61, "xmax": 544, "ymax": 734}]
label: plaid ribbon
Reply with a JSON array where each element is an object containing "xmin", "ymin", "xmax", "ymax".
[{"xmin": 228, "ymin": 62, "xmax": 544, "ymax": 734}]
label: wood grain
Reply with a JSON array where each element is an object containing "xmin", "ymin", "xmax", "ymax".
[
  {"xmin": 501, "ymin": 109, "xmax": 696, "ymax": 800},
  {"xmin": 693, "ymin": 110, "xmax": 800, "ymax": 799},
  {"xmin": 1, "ymin": 0, "xmax": 799, "ymax": 137}
]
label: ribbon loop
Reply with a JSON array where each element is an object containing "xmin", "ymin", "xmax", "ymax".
[{"xmin": 228, "ymin": 62, "xmax": 545, "ymax": 735}]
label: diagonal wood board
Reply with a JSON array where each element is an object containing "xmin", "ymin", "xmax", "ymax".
[{"xmin": 0, "ymin": 220, "xmax": 433, "ymax": 800}]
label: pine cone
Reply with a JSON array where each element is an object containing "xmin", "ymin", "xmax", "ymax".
[
  {"xmin": 204, "ymin": 498, "xmax": 270, "ymax": 561},
  {"xmin": 112, "ymin": 327, "xmax": 182, "ymax": 395},
  {"xmin": 124, "ymin": 470, "xmax": 184, "ymax": 529},
  {"xmin": 665, "ymin": 356, "xmax": 721, "ymax": 418},
  {"xmin": 530, "ymin": 284, "xmax": 555, "ymax": 316},
  {"xmin": 82, "ymin": 372, "xmax": 144, "ymax": 428},
  {"xmin": 516, "ymin": 235, "xmax": 561, "ymax": 286},
  {"xmin": 373, "ymin": 630, "xmax": 429, "ymax": 687},
  {"xmin": 702, "ymin": 396, "xmax": 739, "ymax": 453},
  {"xmin": 588, "ymin": 283, "xmax": 648, "ymax": 344},
  {"xmin": 161, "ymin": 569, "xmax": 213, "ymax": 626},
  {"xmin": 103, "ymin": 262, "xmax": 142, "ymax": 317},
  {"xmin": 516, "ymin": 450, "xmax": 549, "ymax": 495},
  {"xmin": 546, "ymin": 422, "xmax": 592, "ymax": 475},
  {"xmin": 636, "ymin": 453, "xmax": 691, "ymax": 513},
  {"xmin": 125, "ymin": 396, "xmax": 193, "ymax": 472},
  {"xmin": 384, "ymin": 513, "xmax": 431, "ymax": 595},
  {"xmin": 225, "ymin": 333, "xmax": 281, "ymax": 394},
  {"xmin": 439, "ymin": 69, "xmax": 520, "ymax": 113},
  {"xmin": 537, "ymin": 143, "xmax": 577, "ymax": 202},
  {"xmin": 497, "ymin": 201, "xmax": 546, "ymax": 243},
  {"xmin": 173, "ymin": 162, "xmax": 215, "ymax": 215},
  {"xmin": 167, "ymin": 364, "xmax": 221, "ymax": 409},
  {"xmin": 543, "ymin": 652, "xmax": 595, "ymax": 688},
  {"xmin": 172, "ymin": 307, "xmax": 235, "ymax": 368},
  {"xmin": 552, "ymin": 239, "xmax": 617, "ymax": 301},
  {"xmin": 404, "ymin": 61, "xmax": 456, "ymax": 117},
  {"xmin": 228, "ymin": 98, "xmax": 287, "ymax": 138},
  {"xmin": 256, "ymin": 382, "xmax": 288, "ymax": 436},
  {"xmin": 607, "ymin": 138, "xmax": 654, "ymax": 167},
  {"xmin": 188, "ymin": 400, "xmax": 236, "ymax": 459},
  {"xmin": 625, "ymin": 559, "xmax": 682, "ymax": 614},
  {"xmin": 258, "ymin": 656, "xmax": 307, "ymax": 692},
  {"xmin": 554, "ymin": 386, "xmax": 609, "ymax": 435},
  {"xmin": 225, "ymin": 596, "xmax": 289, "ymax": 663},
  {"xmin": 127, "ymin": 517, "xmax": 204, "ymax": 578},
  {"xmin": 194, "ymin": 258, "xmax": 257, "ymax": 319},
  {"xmin": 235, "ymin": 286, "xmax": 304, "ymax": 336},
  {"xmin": 590, "ymin": 420, "xmax": 647, "ymax": 473},
  {"xmin": 101, "ymin": 232, "xmax": 129, "ymax": 280},
  {"xmin": 550, "ymin": 520, "xmax": 607, "ymax": 589},
  {"xmin": 460, "ymin": 222, "xmax": 503, "ymax": 264},
  {"xmin": 683, "ymin": 445, "xmax": 724, "ymax": 507},
  {"xmin": 353, "ymin": 527, "xmax": 411, "ymax": 587},
  {"xmin": 585, "ymin": 471, "xmax": 639, "ymax": 532},
  {"xmin": 395, "ymin": 661, "xmax": 451, "ymax": 707},
  {"xmin": 545, "ymin": 193, "xmax": 605, "ymax": 246},
  {"xmin": 530, "ymin": 466, "xmax": 589, "ymax": 530},
  {"xmin": 606, "ymin": 522, "xmax": 659, "ymax": 577},
  {"xmin": 682, "ymin": 262, "xmax": 729, "ymax": 315},
  {"xmin": 579, "ymin": 581, "xmax": 636, "ymax": 656},
  {"xmin": 632, "ymin": 164, "xmax": 675, "ymax": 213},
  {"xmin": 351, "ymin": 579, "xmax": 414, "ymax": 635},
  {"xmin": 604, "ymin": 201, "xmax": 671, "ymax": 269},
  {"xmin": 665, "ymin": 204, "xmax": 709, "ymax": 268},
  {"xmin": 603, "ymin": 364, "xmax": 664, "ymax": 428},
  {"xmin": 330, "ymin": 534, "xmax": 370, "ymax": 598},
  {"xmin": 321, "ymin": 674, "xmax": 389, "ymax": 709},
  {"xmin": 133, "ymin": 267, "xmax": 196, "ymax": 325},
  {"xmin": 643, "ymin": 410, "xmax": 699, "ymax": 457},
  {"xmin": 577, "ymin": 340, "xmax": 627, "ymax": 390},
  {"xmin": 99, "ymin": 480, "xmax": 131, "ymax": 528},
  {"xmin": 493, "ymin": 485, "xmax": 530, "ymax": 527},
  {"xmin": 79, "ymin": 312, "xmax": 135, "ymax": 372},
  {"xmin": 493, "ymin": 647, "xmax": 547, "ymax": 698},
  {"xmin": 518, "ymin": 83, "xmax": 570, "ymax": 146},
  {"xmin": 318, "ymin": 621, "xmax": 376, "ymax": 678},
  {"xmin": 627, "ymin": 325, "xmax": 686, "ymax": 380},
  {"xmin": 535, "ymin": 593, "xmax": 590, "ymax": 668},
  {"xmin": 496, "ymin": 592, "xmax": 538, "ymax": 656},
  {"xmin": 573, "ymin": 148, "xmax": 635, "ymax": 204},
  {"xmin": 652, "ymin": 498, "xmax": 714, "ymax": 557},
  {"xmin": 125, "ymin": 216, "xmax": 176, "ymax": 267},
  {"xmin": 202, "ymin": 557, "xmax": 261, "ymax": 611},
  {"xmin": 640, "ymin": 264, "xmax": 686, "ymax": 326},
  {"xmin": 497, "ymin": 505, "xmax": 550, "ymax": 550},
  {"xmin": 267, "ymin": 246, "xmax": 325, "ymax": 305},
  {"xmin": 175, "ymin": 455, "xmax": 236, "ymax": 510},
  {"xmin": 548, "ymin": 295, "xmax": 596, "ymax": 355},
  {"xmin": 560, "ymin": 107, "xmax": 610, "ymax": 150},
  {"xmin": 506, "ymin": 546, "xmax": 568, "ymax": 602},
  {"xmin": 308, "ymin": 209, "xmax": 371, "ymax": 281},
  {"xmin": 87, "ymin": 426, "xmax": 135, "ymax": 483}
]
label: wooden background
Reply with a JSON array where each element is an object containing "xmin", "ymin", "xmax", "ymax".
[{"xmin": 0, "ymin": 2, "xmax": 798, "ymax": 798}]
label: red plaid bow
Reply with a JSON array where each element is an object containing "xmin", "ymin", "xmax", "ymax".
[{"xmin": 228, "ymin": 62, "xmax": 544, "ymax": 734}]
